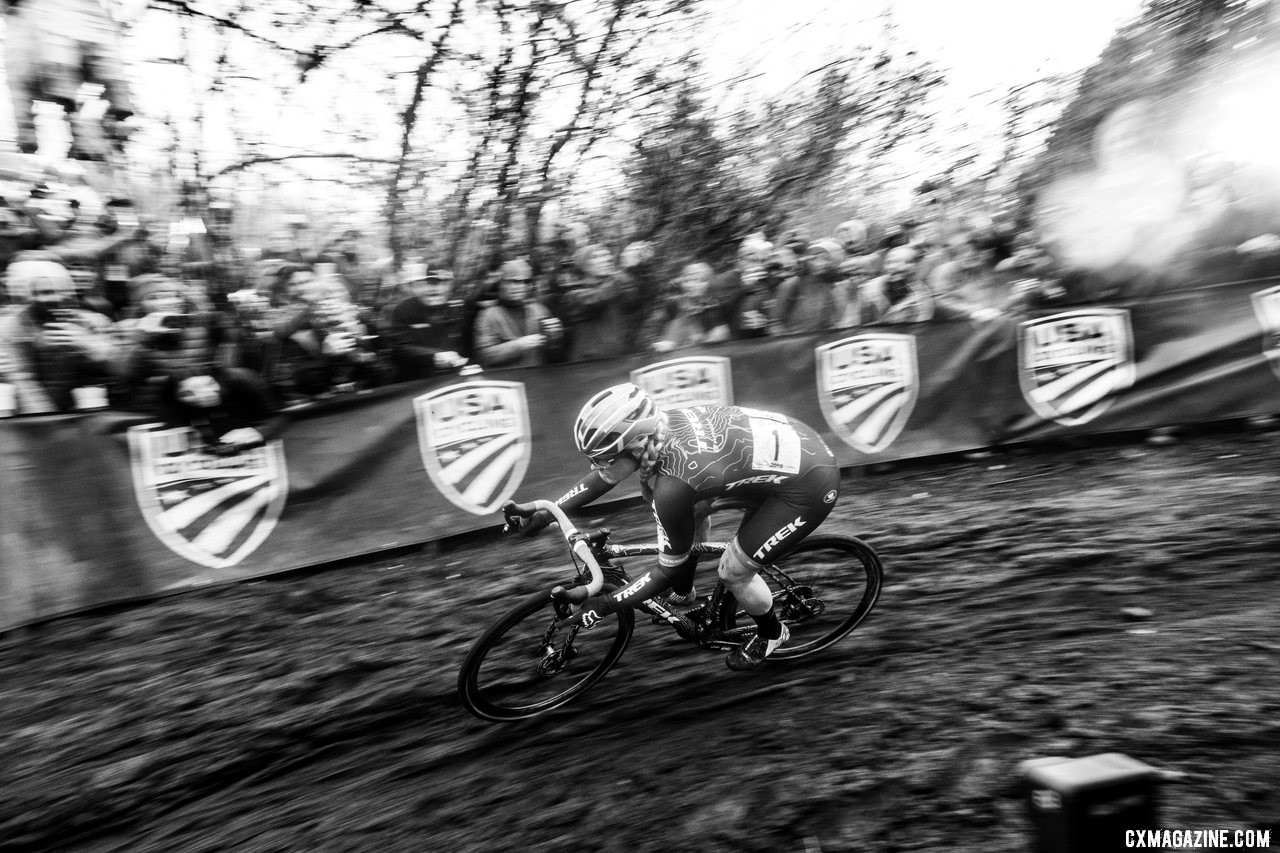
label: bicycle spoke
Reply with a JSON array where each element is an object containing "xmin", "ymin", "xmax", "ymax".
[
  {"xmin": 720, "ymin": 536, "xmax": 883, "ymax": 659},
  {"xmin": 459, "ymin": 590, "xmax": 634, "ymax": 721}
]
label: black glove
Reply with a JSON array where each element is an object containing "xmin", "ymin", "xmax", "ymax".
[{"xmin": 501, "ymin": 500, "xmax": 554, "ymax": 537}]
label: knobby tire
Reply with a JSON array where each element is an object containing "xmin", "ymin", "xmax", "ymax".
[
  {"xmin": 458, "ymin": 587, "xmax": 635, "ymax": 722},
  {"xmin": 720, "ymin": 534, "xmax": 883, "ymax": 660}
]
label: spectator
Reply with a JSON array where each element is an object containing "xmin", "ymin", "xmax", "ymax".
[
  {"xmin": 473, "ymin": 258, "xmax": 564, "ymax": 368},
  {"xmin": 0, "ymin": 253, "xmax": 122, "ymax": 414},
  {"xmin": 835, "ymin": 218, "xmax": 883, "ymax": 281},
  {"xmin": 318, "ymin": 229, "xmax": 379, "ymax": 306},
  {"xmin": 717, "ymin": 235, "xmax": 773, "ymax": 339},
  {"xmin": 223, "ymin": 286, "xmax": 276, "ymax": 378},
  {"xmin": 64, "ymin": 257, "xmax": 115, "ymax": 318},
  {"xmin": 909, "ymin": 219, "xmax": 949, "ymax": 282},
  {"xmin": 558, "ymin": 244, "xmax": 627, "ymax": 362},
  {"xmin": 772, "ymin": 239, "xmax": 847, "ymax": 334},
  {"xmin": 781, "ymin": 227, "xmax": 811, "ymax": 261},
  {"xmin": 384, "ymin": 261, "xmax": 469, "ymax": 380},
  {"xmin": 835, "ymin": 255, "xmax": 880, "ymax": 328},
  {"xmin": 928, "ymin": 232, "xmax": 1009, "ymax": 318},
  {"xmin": 180, "ymin": 200, "xmax": 248, "ymax": 311},
  {"xmin": 643, "ymin": 262, "xmax": 730, "ymax": 352},
  {"xmin": 855, "ymin": 244, "xmax": 937, "ymax": 324},
  {"xmin": 116, "ymin": 274, "xmax": 228, "ymax": 413},
  {"xmin": 615, "ymin": 241, "xmax": 659, "ymax": 354},
  {"xmin": 157, "ymin": 365, "xmax": 287, "ymax": 454},
  {"xmin": 995, "ymin": 231, "xmax": 1069, "ymax": 311},
  {"xmin": 266, "ymin": 264, "xmax": 380, "ymax": 399}
]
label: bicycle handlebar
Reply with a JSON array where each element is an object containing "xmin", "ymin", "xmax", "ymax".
[{"xmin": 527, "ymin": 500, "xmax": 606, "ymax": 598}]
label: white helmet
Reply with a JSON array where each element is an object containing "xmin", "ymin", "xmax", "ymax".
[{"xmin": 573, "ymin": 383, "xmax": 662, "ymax": 463}]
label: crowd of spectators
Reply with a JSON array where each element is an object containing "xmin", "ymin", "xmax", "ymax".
[{"xmin": 4, "ymin": 151, "xmax": 1280, "ymax": 431}]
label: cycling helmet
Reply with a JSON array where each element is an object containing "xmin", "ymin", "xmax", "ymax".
[{"xmin": 574, "ymin": 382, "xmax": 662, "ymax": 463}]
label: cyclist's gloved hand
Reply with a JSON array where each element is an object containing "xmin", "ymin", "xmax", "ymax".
[{"xmin": 501, "ymin": 500, "xmax": 554, "ymax": 537}]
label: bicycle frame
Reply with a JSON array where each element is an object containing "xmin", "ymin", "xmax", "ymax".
[{"xmin": 523, "ymin": 499, "xmax": 837, "ymax": 653}]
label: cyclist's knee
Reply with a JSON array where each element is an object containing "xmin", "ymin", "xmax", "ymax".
[{"xmin": 718, "ymin": 538, "xmax": 764, "ymax": 586}]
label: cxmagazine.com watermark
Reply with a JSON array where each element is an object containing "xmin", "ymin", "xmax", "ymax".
[{"xmin": 1127, "ymin": 829, "xmax": 1272, "ymax": 848}]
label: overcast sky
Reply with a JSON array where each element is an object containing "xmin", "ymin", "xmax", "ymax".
[{"xmin": 706, "ymin": 0, "xmax": 1144, "ymax": 99}]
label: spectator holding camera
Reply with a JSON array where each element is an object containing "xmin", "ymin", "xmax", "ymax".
[
  {"xmin": 266, "ymin": 263, "xmax": 378, "ymax": 399},
  {"xmin": 0, "ymin": 253, "xmax": 122, "ymax": 414},
  {"xmin": 116, "ymin": 274, "xmax": 229, "ymax": 413},
  {"xmin": 474, "ymin": 258, "xmax": 564, "ymax": 368},
  {"xmin": 385, "ymin": 261, "xmax": 470, "ymax": 380}
]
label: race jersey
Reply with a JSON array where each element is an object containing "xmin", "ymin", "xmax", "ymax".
[
  {"xmin": 658, "ymin": 405, "xmax": 833, "ymax": 500},
  {"xmin": 554, "ymin": 404, "xmax": 838, "ymax": 563},
  {"xmin": 648, "ymin": 405, "xmax": 836, "ymax": 560}
]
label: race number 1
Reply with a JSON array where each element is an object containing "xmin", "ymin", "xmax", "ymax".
[{"xmin": 748, "ymin": 414, "xmax": 802, "ymax": 474}]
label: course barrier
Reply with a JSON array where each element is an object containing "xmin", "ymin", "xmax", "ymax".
[{"xmin": 3, "ymin": 278, "xmax": 1279, "ymax": 631}]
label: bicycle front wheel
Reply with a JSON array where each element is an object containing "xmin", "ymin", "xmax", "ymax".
[
  {"xmin": 721, "ymin": 534, "xmax": 883, "ymax": 660},
  {"xmin": 457, "ymin": 588, "xmax": 635, "ymax": 722}
]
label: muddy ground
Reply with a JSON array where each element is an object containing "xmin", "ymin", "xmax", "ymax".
[{"xmin": 2, "ymin": 427, "xmax": 1279, "ymax": 852}]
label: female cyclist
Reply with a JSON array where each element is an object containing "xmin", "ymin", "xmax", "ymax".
[{"xmin": 505, "ymin": 382, "xmax": 841, "ymax": 670}]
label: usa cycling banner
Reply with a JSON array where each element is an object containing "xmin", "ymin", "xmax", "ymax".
[{"xmin": 4, "ymin": 278, "xmax": 1280, "ymax": 631}]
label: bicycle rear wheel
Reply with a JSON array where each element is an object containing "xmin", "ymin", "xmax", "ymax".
[
  {"xmin": 720, "ymin": 534, "xmax": 883, "ymax": 660},
  {"xmin": 457, "ymin": 588, "xmax": 635, "ymax": 722}
]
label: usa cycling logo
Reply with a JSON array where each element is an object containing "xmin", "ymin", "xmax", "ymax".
[
  {"xmin": 415, "ymin": 381, "xmax": 531, "ymax": 515},
  {"xmin": 128, "ymin": 425, "xmax": 287, "ymax": 570},
  {"xmin": 1252, "ymin": 284, "xmax": 1280, "ymax": 382},
  {"xmin": 630, "ymin": 356, "xmax": 733, "ymax": 410},
  {"xmin": 1018, "ymin": 309, "xmax": 1135, "ymax": 426},
  {"xmin": 816, "ymin": 333, "xmax": 919, "ymax": 454}
]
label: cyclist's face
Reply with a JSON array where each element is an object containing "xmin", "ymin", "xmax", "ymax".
[{"xmin": 589, "ymin": 450, "xmax": 639, "ymax": 480}]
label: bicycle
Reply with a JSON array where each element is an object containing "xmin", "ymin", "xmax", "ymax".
[{"xmin": 457, "ymin": 499, "xmax": 884, "ymax": 722}]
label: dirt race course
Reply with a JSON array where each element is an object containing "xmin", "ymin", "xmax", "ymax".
[{"xmin": 2, "ymin": 428, "xmax": 1279, "ymax": 852}]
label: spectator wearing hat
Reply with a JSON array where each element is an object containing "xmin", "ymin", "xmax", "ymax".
[
  {"xmin": 116, "ymin": 274, "xmax": 229, "ymax": 413},
  {"xmin": 557, "ymin": 244, "xmax": 627, "ymax": 362},
  {"xmin": 473, "ymin": 258, "xmax": 564, "ymax": 368},
  {"xmin": 0, "ymin": 253, "xmax": 123, "ymax": 414},
  {"xmin": 385, "ymin": 262, "xmax": 469, "ymax": 381},
  {"xmin": 772, "ymin": 238, "xmax": 848, "ymax": 334}
]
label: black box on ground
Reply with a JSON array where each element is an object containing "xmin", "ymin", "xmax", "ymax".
[{"xmin": 1021, "ymin": 753, "xmax": 1160, "ymax": 853}]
